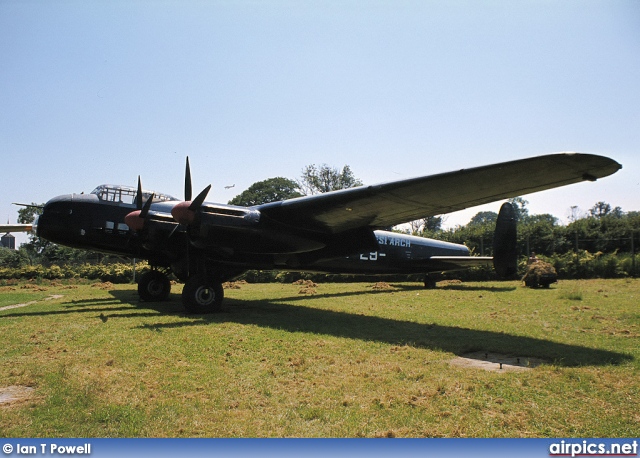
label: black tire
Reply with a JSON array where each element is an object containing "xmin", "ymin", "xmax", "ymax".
[
  {"xmin": 424, "ymin": 275, "xmax": 437, "ymax": 289},
  {"xmin": 182, "ymin": 275, "xmax": 224, "ymax": 314},
  {"xmin": 138, "ymin": 270, "xmax": 171, "ymax": 302}
]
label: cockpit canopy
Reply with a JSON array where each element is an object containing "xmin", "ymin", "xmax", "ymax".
[{"xmin": 91, "ymin": 184, "xmax": 179, "ymax": 205}]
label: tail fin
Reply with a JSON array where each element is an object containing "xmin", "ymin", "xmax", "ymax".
[{"xmin": 493, "ymin": 202, "xmax": 518, "ymax": 278}]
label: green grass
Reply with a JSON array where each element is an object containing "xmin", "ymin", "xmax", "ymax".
[
  {"xmin": 0, "ymin": 286, "xmax": 51, "ymax": 308},
  {"xmin": 0, "ymin": 278, "xmax": 638, "ymax": 437}
]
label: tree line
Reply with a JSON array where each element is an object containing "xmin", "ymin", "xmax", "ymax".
[{"xmin": 1, "ymin": 163, "xmax": 638, "ymax": 280}]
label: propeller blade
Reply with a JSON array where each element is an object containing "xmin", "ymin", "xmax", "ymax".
[
  {"xmin": 188, "ymin": 185, "xmax": 211, "ymax": 211},
  {"xmin": 125, "ymin": 193, "xmax": 154, "ymax": 232},
  {"xmin": 140, "ymin": 193, "xmax": 154, "ymax": 219},
  {"xmin": 171, "ymin": 158, "xmax": 210, "ymax": 225},
  {"xmin": 136, "ymin": 176, "xmax": 143, "ymax": 210},
  {"xmin": 185, "ymin": 157, "xmax": 192, "ymax": 202}
]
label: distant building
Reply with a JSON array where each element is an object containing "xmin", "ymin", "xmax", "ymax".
[{"xmin": 1, "ymin": 233, "xmax": 16, "ymax": 250}]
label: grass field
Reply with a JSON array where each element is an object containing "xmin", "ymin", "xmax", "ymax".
[{"xmin": 0, "ymin": 278, "xmax": 638, "ymax": 437}]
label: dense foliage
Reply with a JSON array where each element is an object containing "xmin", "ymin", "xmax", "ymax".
[
  {"xmin": 228, "ymin": 177, "xmax": 302, "ymax": 206},
  {"xmin": 431, "ymin": 201, "xmax": 640, "ymax": 260},
  {"xmin": 297, "ymin": 163, "xmax": 363, "ymax": 195},
  {"xmin": 0, "ymin": 261, "xmax": 150, "ymax": 284}
]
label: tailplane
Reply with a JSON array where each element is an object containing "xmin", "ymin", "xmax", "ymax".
[{"xmin": 493, "ymin": 202, "xmax": 518, "ymax": 278}]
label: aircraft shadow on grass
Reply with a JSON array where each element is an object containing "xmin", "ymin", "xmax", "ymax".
[
  {"xmin": 214, "ymin": 283, "xmax": 517, "ymax": 305},
  {"xmin": 106, "ymin": 290, "xmax": 631, "ymax": 368},
  {"xmin": 1, "ymin": 288, "xmax": 631, "ymax": 367},
  {"xmin": 437, "ymin": 284, "xmax": 518, "ymax": 292}
]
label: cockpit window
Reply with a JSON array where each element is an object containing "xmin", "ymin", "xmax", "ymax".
[{"xmin": 90, "ymin": 185, "xmax": 178, "ymax": 204}]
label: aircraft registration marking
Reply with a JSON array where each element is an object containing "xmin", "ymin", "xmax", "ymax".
[
  {"xmin": 360, "ymin": 252, "xmax": 386, "ymax": 261},
  {"xmin": 376, "ymin": 234, "xmax": 411, "ymax": 247}
]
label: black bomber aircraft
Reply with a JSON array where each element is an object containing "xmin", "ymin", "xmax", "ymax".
[{"xmin": 1, "ymin": 152, "xmax": 621, "ymax": 313}]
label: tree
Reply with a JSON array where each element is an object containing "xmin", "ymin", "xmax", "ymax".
[
  {"xmin": 16, "ymin": 203, "xmax": 47, "ymax": 263},
  {"xmin": 228, "ymin": 177, "xmax": 302, "ymax": 206},
  {"xmin": 468, "ymin": 211, "xmax": 498, "ymax": 227},
  {"xmin": 567, "ymin": 205, "xmax": 583, "ymax": 223},
  {"xmin": 407, "ymin": 216, "xmax": 444, "ymax": 235},
  {"xmin": 17, "ymin": 203, "xmax": 43, "ymax": 225},
  {"xmin": 589, "ymin": 201, "xmax": 611, "ymax": 218},
  {"xmin": 298, "ymin": 164, "xmax": 362, "ymax": 195},
  {"xmin": 508, "ymin": 197, "xmax": 529, "ymax": 222},
  {"xmin": 423, "ymin": 215, "xmax": 443, "ymax": 232},
  {"xmin": 589, "ymin": 201, "xmax": 622, "ymax": 219},
  {"xmin": 520, "ymin": 213, "xmax": 567, "ymax": 255},
  {"xmin": 0, "ymin": 247, "xmax": 30, "ymax": 268}
]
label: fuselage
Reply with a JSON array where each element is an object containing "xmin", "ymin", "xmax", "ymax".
[{"xmin": 35, "ymin": 185, "xmax": 474, "ymax": 278}]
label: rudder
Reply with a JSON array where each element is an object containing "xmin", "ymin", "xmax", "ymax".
[{"xmin": 493, "ymin": 202, "xmax": 518, "ymax": 278}]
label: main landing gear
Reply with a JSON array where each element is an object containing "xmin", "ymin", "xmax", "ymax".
[
  {"xmin": 138, "ymin": 269, "xmax": 171, "ymax": 302},
  {"xmin": 137, "ymin": 268, "xmax": 225, "ymax": 314},
  {"xmin": 423, "ymin": 274, "xmax": 438, "ymax": 289},
  {"xmin": 181, "ymin": 274, "xmax": 224, "ymax": 314}
]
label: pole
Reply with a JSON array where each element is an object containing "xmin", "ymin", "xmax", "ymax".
[
  {"xmin": 631, "ymin": 231, "xmax": 636, "ymax": 278},
  {"xmin": 132, "ymin": 258, "xmax": 136, "ymax": 283}
]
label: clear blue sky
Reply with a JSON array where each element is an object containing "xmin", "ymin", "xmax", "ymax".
[{"xmin": 1, "ymin": 1, "xmax": 638, "ymax": 246}]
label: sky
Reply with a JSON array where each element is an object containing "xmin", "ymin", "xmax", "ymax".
[{"xmin": 1, "ymin": 0, "xmax": 639, "ymax": 247}]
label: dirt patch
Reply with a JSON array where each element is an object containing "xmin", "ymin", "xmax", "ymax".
[
  {"xmin": 293, "ymin": 279, "xmax": 318, "ymax": 287},
  {"xmin": 294, "ymin": 280, "xmax": 318, "ymax": 295},
  {"xmin": 298, "ymin": 286, "xmax": 317, "ymax": 295},
  {"xmin": 91, "ymin": 282, "xmax": 114, "ymax": 290},
  {"xmin": 223, "ymin": 280, "xmax": 248, "ymax": 289},
  {"xmin": 0, "ymin": 386, "xmax": 35, "ymax": 406},
  {"xmin": 450, "ymin": 351, "xmax": 546, "ymax": 372},
  {"xmin": 370, "ymin": 282, "xmax": 395, "ymax": 291}
]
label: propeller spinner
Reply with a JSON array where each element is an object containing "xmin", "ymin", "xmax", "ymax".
[{"xmin": 171, "ymin": 185, "xmax": 211, "ymax": 225}]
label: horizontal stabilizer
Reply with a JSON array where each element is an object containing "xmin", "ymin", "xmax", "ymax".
[{"xmin": 429, "ymin": 256, "xmax": 493, "ymax": 269}]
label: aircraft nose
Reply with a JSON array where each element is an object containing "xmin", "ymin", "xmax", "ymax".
[{"xmin": 36, "ymin": 194, "xmax": 74, "ymax": 240}]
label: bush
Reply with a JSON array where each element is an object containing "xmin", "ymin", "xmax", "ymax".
[
  {"xmin": 0, "ymin": 261, "xmax": 150, "ymax": 283},
  {"xmin": 547, "ymin": 250, "xmax": 636, "ymax": 279},
  {"xmin": 1, "ymin": 252, "xmax": 637, "ymax": 283}
]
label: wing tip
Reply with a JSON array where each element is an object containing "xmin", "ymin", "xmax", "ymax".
[{"xmin": 556, "ymin": 151, "xmax": 622, "ymax": 178}]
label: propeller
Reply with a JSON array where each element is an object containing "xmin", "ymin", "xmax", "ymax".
[
  {"xmin": 136, "ymin": 176, "xmax": 143, "ymax": 210},
  {"xmin": 171, "ymin": 157, "xmax": 211, "ymax": 225},
  {"xmin": 171, "ymin": 185, "xmax": 211, "ymax": 225},
  {"xmin": 125, "ymin": 176, "xmax": 154, "ymax": 232},
  {"xmin": 185, "ymin": 157, "xmax": 192, "ymax": 201}
]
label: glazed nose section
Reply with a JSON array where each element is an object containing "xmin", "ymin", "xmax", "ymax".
[{"xmin": 36, "ymin": 194, "xmax": 75, "ymax": 241}]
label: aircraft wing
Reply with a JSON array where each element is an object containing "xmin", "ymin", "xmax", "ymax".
[
  {"xmin": 0, "ymin": 224, "xmax": 32, "ymax": 233},
  {"xmin": 257, "ymin": 152, "xmax": 621, "ymax": 234}
]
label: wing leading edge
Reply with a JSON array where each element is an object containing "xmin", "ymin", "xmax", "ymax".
[{"xmin": 257, "ymin": 152, "xmax": 621, "ymax": 234}]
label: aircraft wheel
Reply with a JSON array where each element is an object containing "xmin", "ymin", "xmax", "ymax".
[
  {"xmin": 138, "ymin": 270, "xmax": 171, "ymax": 302},
  {"xmin": 182, "ymin": 275, "xmax": 224, "ymax": 314},
  {"xmin": 424, "ymin": 275, "xmax": 437, "ymax": 289}
]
